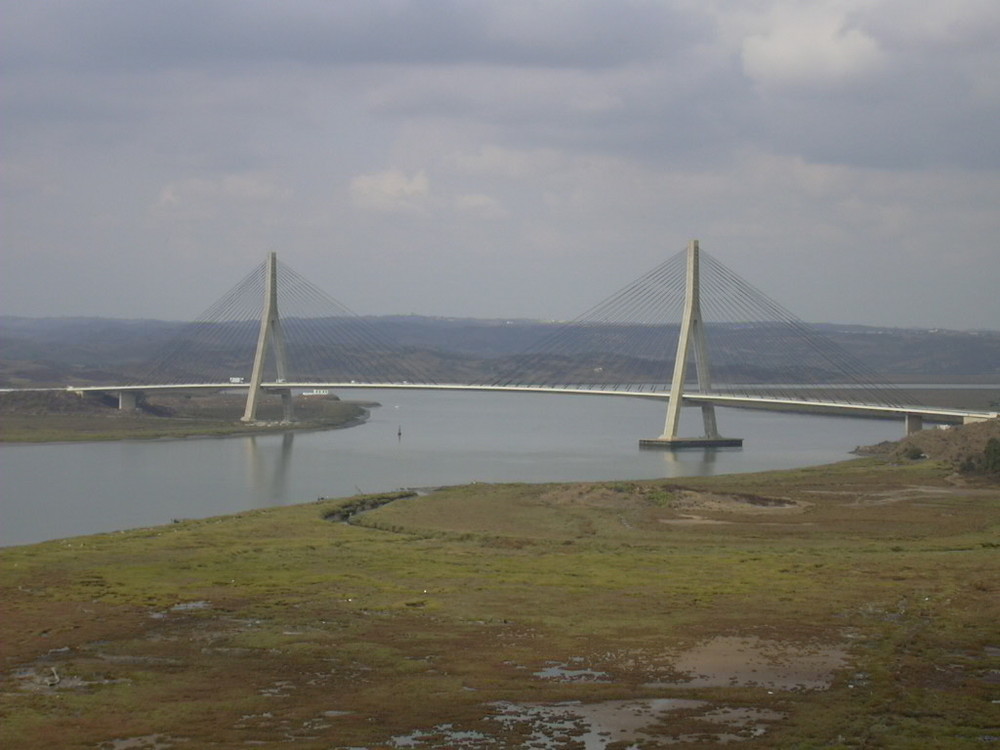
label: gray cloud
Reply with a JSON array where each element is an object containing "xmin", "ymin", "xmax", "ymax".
[
  {"xmin": 1, "ymin": 0, "xmax": 998, "ymax": 330},
  {"xmin": 3, "ymin": 0, "xmax": 687, "ymax": 71}
]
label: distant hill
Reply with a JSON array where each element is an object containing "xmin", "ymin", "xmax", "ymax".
[{"xmin": 1, "ymin": 315, "xmax": 998, "ymax": 387}]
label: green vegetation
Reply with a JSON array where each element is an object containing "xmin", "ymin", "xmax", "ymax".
[
  {"xmin": 982, "ymin": 437, "xmax": 1000, "ymax": 474},
  {"xmin": 862, "ymin": 419, "xmax": 1000, "ymax": 478},
  {"xmin": 0, "ymin": 392, "xmax": 371, "ymax": 443},
  {"xmin": 2, "ymin": 456, "xmax": 997, "ymax": 747}
]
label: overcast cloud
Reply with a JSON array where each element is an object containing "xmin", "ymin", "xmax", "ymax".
[{"xmin": 2, "ymin": 0, "xmax": 998, "ymax": 329}]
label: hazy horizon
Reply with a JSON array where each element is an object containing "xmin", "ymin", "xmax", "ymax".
[{"xmin": 2, "ymin": 310, "xmax": 997, "ymax": 335}]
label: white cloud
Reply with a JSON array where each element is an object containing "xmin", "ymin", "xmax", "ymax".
[
  {"xmin": 741, "ymin": 5, "xmax": 886, "ymax": 91},
  {"xmin": 454, "ymin": 192, "xmax": 507, "ymax": 219},
  {"xmin": 349, "ymin": 169, "xmax": 430, "ymax": 213},
  {"xmin": 155, "ymin": 174, "xmax": 290, "ymax": 220},
  {"xmin": 450, "ymin": 145, "xmax": 567, "ymax": 179}
]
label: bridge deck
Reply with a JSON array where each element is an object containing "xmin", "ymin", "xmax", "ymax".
[{"xmin": 17, "ymin": 382, "xmax": 991, "ymax": 425}]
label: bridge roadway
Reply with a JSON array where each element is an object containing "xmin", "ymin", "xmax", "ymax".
[{"xmin": 40, "ymin": 382, "xmax": 998, "ymax": 428}]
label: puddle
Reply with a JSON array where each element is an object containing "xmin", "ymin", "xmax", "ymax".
[
  {"xmin": 699, "ymin": 706, "xmax": 786, "ymax": 731},
  {"xmin": 391, "ymin": 723, "xmax": 492, "ymax": 748},
  {"xmin": 378, "ymin": 699, "xmax": 790, "ymax": 747},
  {"xmin": 490, "ymin": 698, "xmax": 784, "ymax": 747},
  {"xmin": 94, "ymin": 653, "xmax": 181, "ymax": 666},
  {"xmin": 646, "ymin": 636, "xmax": 848, "ymax": 690},
  {"xmin": 169, "ymin": 600, "xmax": 211, "ymax": 611},
  {"xmin": 259, "ymin": 679, "xmax": 296, "ymax": 697},
  {"xmin": 98, "ymin": 735, "xmax": 181, "ymax": 749},
  {"xmin": 530, "ymin": 637, "xmax": 848, "ymax": 693},
  {"xmin": 13, "ymin": 666, "xmax": 129, "ymax": 692},
  {"xmin": 534, "ymin": 660, "xmax": 611, "ymax": 683}
]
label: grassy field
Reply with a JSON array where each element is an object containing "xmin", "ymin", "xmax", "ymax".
[{"xmin": 1, "ymin": 453, "xmax": 997, "ymax": 748}]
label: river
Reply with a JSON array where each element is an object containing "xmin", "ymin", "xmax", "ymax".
[{"xmin": 0, "ymin": 390, "xmax": 904, "ymax": 547}]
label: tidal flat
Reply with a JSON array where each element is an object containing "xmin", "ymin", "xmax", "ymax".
[
  {"xmin": 1, "ymin": 457, "xmax": 997, "ymax": 748},
  {"xmin": 0, "ymin": 393, "xmax": 371, "ymax": 443}
]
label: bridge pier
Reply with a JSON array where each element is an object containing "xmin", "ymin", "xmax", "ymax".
[
  {"xmin": 242, "ymin": 252, "xmax": 293, "ymax": 423},
  {"xmin": 642, "ymin": 240, "xmax": 743, "ymax": 450},
  {"xmin": 117, "ymin": 390, "xmax": 139, "ymax": 411},
  {"xmin": 905, "ymin": 413, "xmax": 924, "ymax": 435},
  {"xmin": 963, "ymin": 414, "xmax": 995, "ymax": 425},
  {"xmin": 278, "ymin": 388, "xmax": 294, "ymax": 424}
]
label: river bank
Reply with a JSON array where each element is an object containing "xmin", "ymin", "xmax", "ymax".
[
  {"xmin": 1, "ymin": 384, "xmax": 995, "ymax": 444},
  {"xmin": 2, "ymin": 427, "xmax": 997, "ymax": 747},
  {"xmin": 0, "ymin": 392, "xmax": 375, "ymax": 443}
]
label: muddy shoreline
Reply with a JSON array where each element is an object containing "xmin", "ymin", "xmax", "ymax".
[{"xmin": 0, "ymin": 391, "xmax": 378, "ymax": 443}]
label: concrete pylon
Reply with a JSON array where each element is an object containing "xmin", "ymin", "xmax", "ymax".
[
  {"xmin": 117, "ymin": 390, "xmax": 139, "ymax": 411},
  {"xmin": 242, "ymin": 252, "xmax": 293, "ymax": 423},
  {"xmin": 905, "ymin": 413, "xmax": 923, "ymax": 435},
  {"xmin": 640, "ymin": 240, "xmax": 742, "ymax": 449}
]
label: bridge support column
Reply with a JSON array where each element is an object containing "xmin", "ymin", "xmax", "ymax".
[
  {"xmin": 242, "ymin": 252, "xmax": 293, "ymax": 423},
  {"xmin": 963, "ymin": 414, "xmax": 993, "ymax": 425},
  {"xmin": 278, "ymin": 389, "xmax": 294, "ymax": 424},
  {"xmin": 701, "ymin": 403, "xmax": 720, "ymax": 440},
  {"xmin": 118, "ymin": 391, "xmax": 138, "ymax": 411},
  {"xmin": 905, "ymin": 413, "xmax": 924, "ymax": 435},
  {"xmin": 641, "ymin": 240, "xmax": 742, "ymax": 450}
]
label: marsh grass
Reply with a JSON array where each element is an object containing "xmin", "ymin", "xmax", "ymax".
[
  {"xmin": 0, "ymin": 395, "xmax": 369, "ymax": 442},
  {"xmin": 2, "ymin": 458, "xmax": 997, "ymax": 747}
]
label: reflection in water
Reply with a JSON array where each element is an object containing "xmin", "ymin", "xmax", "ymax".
[
  {"xmin": 1, "ymin": 392, "xmax": 905, "ymax": 546},
  {"xmin": 654, "ymin": 445, "xmax": 729, "ymax": 474},
  {"xmin": 245, "ymin": 432, "xmax": 295, "ymax": 507}
]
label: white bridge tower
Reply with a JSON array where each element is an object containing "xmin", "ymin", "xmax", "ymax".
[
  {"xmin": 242, "ymin": 252, "xmax": 294, "ymax": 423},
  {"xmin": 641, "ymin": 240, "xmax": 742, "ymax": 449}
]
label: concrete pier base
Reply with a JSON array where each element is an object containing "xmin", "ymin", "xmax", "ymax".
[
  {"xmin": 962, "ymin": 414, "xmax": 991, "ymax": 425},
  {"xmin": 117, "ymin": 391, "xmax": 138, "ymax": 411},
  {"xmin": 278, "ymin": 389, "xmax": 294, "ymax": 424},
  {"xmin": 905, "ymin": 413, "xmax": 924, "ymax": 435},
  {"xmin": 640, "ymin": 436, "xmax": 743, "ymax": 449}
]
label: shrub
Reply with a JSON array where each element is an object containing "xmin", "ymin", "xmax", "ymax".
[{"xmin": 983, "ymin": 437, "xmax": 1000, "ymax": 474}]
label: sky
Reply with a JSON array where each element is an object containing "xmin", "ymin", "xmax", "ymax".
[{"xmin": 2, "ymin": 0, "xmax": 999, "ymax": 330}]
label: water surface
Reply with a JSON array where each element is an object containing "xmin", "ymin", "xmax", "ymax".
[{"xmin": 0, "ymin": 390, "xmax": 902, "ymax": 546}]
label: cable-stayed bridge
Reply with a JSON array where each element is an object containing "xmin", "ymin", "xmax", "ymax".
[{"xmin": 48, "ymin": 242, "xmax": 998, "ymax": 446}]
